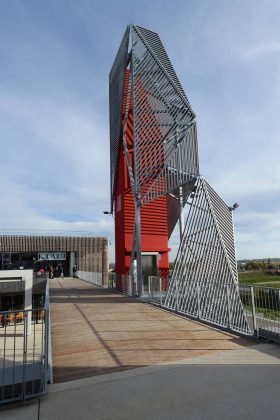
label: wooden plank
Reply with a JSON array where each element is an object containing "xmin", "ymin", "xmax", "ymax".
[{"xmin": 50, "ymin": 278, "xmax": 252, "ymax": 383}]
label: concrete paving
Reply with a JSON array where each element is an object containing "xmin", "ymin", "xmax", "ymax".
[
  {"xmin": 41, "ymin": 364, "xmax": 280, "ymax": 420},
  {"xmin": 1, "ymin": 343, "xmax": 280, "ymax": 419}
]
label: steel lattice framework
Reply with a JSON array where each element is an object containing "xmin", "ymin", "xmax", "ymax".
[
  {"xmin": 131, "ymin": 26, "xmax": 199, "ymax": 205},
  {"xmin": 109, "ymin": 25, "xmax": 248, "ymax": 332},
  {"xmin": 110, "ymin": 25, "xmax": 199, "ymax": 211}
]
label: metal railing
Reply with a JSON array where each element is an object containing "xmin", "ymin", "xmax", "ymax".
[
  {"xmin": 148, "ymin": 276, "xmax": 280, "ymax": 342},
  {"xmin": 0, "ymin": 280, "xmax": 50, "ymax": 404},
  {"xmin": 148, "ymin": 276, "xmax": 169, "ymax": 306},
  {"xmin": 77, "ymin": 272, "xmax": 103, "ymax": 287},
  {"xmin": 240, "ymin": 285, "xmax": 280, "ymax": 342},
  {"xmin": 108, "ymin": 273, "xmax": 137, "ymax": 296},
  {"xmin": 107, "ymin": 273, "xmax": 280, "ymax": 342}
]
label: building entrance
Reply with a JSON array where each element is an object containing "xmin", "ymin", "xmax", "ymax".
[
  {"xmin": 141, "ymin": 253, "xmax": 158, "ymax": 290},
  {"xmin": 0, "ymin": 252, "xmax": 71, "ymax": 276}
]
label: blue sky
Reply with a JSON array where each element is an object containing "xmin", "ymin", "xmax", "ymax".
[{"xmin": 1, "ymin": 0, "xmax": 280, "ymax": 261}]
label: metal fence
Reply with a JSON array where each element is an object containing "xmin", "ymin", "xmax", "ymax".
[
  {"xmin": 148, "ymin": 276, "xmax": 169, "ymax": 306},
  {"xmin": 77, "ymin": 272, "xmax": 103, "ymax": 287},
  {"xmin": 240, "ymin": 285, "xmax": 280, "ymax": 342},
  {"xmin": 107, "ymin": 273, "xmax": 280, "ymax": 342},
  {"xmin": 108, "ymin": 273, "xmax": 137, "ymax": 296},
  {"xmin": 0, "ymin": 283, "xmax": 49, "ymax": 404},
  {"xmin": 147, "ymin": 276, "xmax": 280, "ymax": 342}
]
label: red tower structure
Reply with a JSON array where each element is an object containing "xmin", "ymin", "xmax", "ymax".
[
  {"xmin": 109, "ymin": 26, "xmax": 198, "ymax": 295},
  {"xmin": 109, "ymin": 25, "xmax": 249, "ymax": 336}
]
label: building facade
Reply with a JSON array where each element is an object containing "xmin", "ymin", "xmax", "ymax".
[{"xmin": 0, "ymin": 235, "xmax": 109, "ymax": 285}]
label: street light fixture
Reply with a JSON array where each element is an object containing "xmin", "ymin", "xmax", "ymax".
[{"xmin": 229, "ymin": 203, "xmax": 240, "ymax": 211}]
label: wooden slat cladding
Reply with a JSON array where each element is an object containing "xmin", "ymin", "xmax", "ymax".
[{"xmin": 0, "ymin": 235, "xmax": 108, "ymax": 279}]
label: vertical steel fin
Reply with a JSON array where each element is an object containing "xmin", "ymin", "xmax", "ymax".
[{"xmin": 109, "ymin": 26, "xmax": 130, "ymax": 212}]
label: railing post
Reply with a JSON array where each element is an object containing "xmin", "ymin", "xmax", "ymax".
[
  {"xmin": 132, "ymin": 273, "xmax": 136, "ymax": 296},
  {"xmin": 148, "ymin": 276, "xmax": 151, "ymax": 302},
  {"xmin": 159, "ymin": 277, "xmax": 162, "ymax": 307},
  {"xmin": 250, "ymin": 286, "xmax": 257, "ymax": 335},
  {"xmin": 129, "ymin": 275, "xmax": 133, "ymax": 296},
  {"xmin": 197, "ymin": 284, "xmax": 200, "ymax": 319},
  {"xmin": 44, "ymin": 275, "xmax": 51, "ymax": 388},
  {"xmin": 22, "ymin": 311, "xmax": 28, "ymax": 402},
  {"xmin": 226, "ymin": 285, "xmax": 232, "ymax": 329},
  {"xmin": 175, "ymin": 278, "xmax": 179, "ymax": 312},
  {"xmin": 44, "ymin": 308, "xmax": 49, "ymax": 389},
  {"xmin": 122, "ymin": 275, "xmax": 125, "ymax": 294}
]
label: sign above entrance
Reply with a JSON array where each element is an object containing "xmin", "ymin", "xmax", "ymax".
[{"xmin": 38, "ymin": 252, "xmax": 66, "ymax": 261}]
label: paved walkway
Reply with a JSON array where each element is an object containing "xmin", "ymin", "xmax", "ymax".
[
  {"xmin": 1, "ymin": 343, "xmax": 280, "ymax": 420},
  {"xmin": 49, "ymin": 277, "xmax": 253, "ymax": 383},
  {"xmin": 1, "ymin": 277, "xmax": 280, "ymax": 419}
]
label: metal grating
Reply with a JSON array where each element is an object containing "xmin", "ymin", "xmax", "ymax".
[
  {"xmin": 109, "ymin": 24, "xmax": 247, "ymax": 329},
  {"xmin": 135, "ymin": 26, "xmax": 195, "ymax": 114},
  {"xmin": 109, "ymin": 25, "xmax": 130, "ymax": 212},
  {"xmin": 164, "ymin": 177, "xmax": 250, "ymax": 334},
  {"xmin": 131, "ymin": 25, "xmax": 199, "ymax": 204}
]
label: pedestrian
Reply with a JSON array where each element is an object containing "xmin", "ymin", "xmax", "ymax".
[{"xmin": 73, "ymin": 264, "xmax": 77, "ymax": 278}]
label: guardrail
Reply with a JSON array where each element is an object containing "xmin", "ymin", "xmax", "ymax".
[
  {"xmin": 107, "ymin": 273, "xmax": 280, "ymax": 342},
  {"xmin": 147, "ymin": 276, "xmax": 280, "ymax": 342},
  {"xmin": 240, "ymin": 285, "xmax": 280, "ymax": 342},
  {"xmin": 108, "ymin": 273, "xmax": 137, "ymax": 296},
  {"xmin": 0, "ymin": 276, "xmax": 50, "ymax": 405},
  {"xmin": 76, "ymin": 271, "xmax": 104, "ymax": 287}
]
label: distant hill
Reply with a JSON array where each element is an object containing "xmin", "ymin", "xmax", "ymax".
[{"xmin": 238, "ymin": 258, "xmax": 280, "ymax": 263}]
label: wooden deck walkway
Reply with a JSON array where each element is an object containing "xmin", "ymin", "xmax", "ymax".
[{"xmin": 50, "ymin": 277, "xmax": 253, "ymax": 383}]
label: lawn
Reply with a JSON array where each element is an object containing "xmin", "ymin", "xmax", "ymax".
[{"xmin": 238, "ymin": 271, "xmax": 280, "ymax": 288}]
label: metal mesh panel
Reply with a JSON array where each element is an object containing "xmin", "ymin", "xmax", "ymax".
[
  {"xmin": 135, "ymin": 26, "xmax": 194, "ymax": 114},
  {"xmin": 205, "ymin": 181, "xmax": 237, "ymax": 278},
  {"xmin": 164, "ymin": 177, "xmax": 250, "ymax": 333},
  {"xmin": 131, "ymin": 26, "xmax": 199, "ymax": 203},
  {"xmin": 109, "ymin": 26, "xmax": 130, "ymax": 212}
]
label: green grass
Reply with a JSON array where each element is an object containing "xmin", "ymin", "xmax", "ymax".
[
  {"xmin": 243, "ymin": 304, "xmax": 280, "ymax": 321},
  {"xmin": 256, "ymin": 281, "xmax": 280, "ymax": 288},
  {"xmin": 257, "ymin": 307, "xmax": 280, "ymax": 321},
  {"xmin": 238, "ymin": 271, "xmax": 280, "ymax": 288}
]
